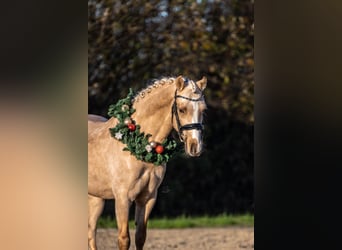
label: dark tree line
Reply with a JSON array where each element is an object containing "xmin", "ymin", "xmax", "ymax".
[{"xmin": 88, "ymin": 0, "xmax": 254, "ymax": 217}]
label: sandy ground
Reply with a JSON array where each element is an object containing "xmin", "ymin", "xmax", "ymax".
[{"xmin": 96, "ymin": 227, "xmax": 254, "ymax": 250}]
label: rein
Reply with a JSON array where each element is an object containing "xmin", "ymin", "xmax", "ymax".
[{"xmin": 172, "ymin": 82, "xmax": 204, "ymax": 142}]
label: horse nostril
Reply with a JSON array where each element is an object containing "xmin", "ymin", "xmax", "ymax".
[{"xmin": 190, "ymin": 143, "xmax": 197, "ymax": 155}]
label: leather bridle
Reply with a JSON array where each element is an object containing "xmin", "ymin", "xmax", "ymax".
[{"xmin": 172, "ymin": 81, "xmax": 204, "ymax": 142}]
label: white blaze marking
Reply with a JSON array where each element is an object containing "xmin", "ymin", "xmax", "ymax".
[
  {"xmin": 189, "ymin": 80, "xmax": 201, "ymax": 142},
  {"xmin": 191, "ymin": 100, "xmax": 201, "ymax": 145},
  {"xmin": 190, "ymin": 80, "xmax": 196, "ymax": 93}
]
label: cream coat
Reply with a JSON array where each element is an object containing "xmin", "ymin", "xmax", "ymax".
[{"xmin": 88, "ymin": 76, "xmax": 207, "ymax": 250}]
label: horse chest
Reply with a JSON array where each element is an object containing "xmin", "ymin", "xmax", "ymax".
[{"xmin": 128, "ymin": 165, "xmax": 166, "ymax": 203}]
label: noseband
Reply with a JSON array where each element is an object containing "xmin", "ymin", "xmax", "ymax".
[{"xmin": 172, "ymin": 82, "xmax": 204, "ymax": 142}]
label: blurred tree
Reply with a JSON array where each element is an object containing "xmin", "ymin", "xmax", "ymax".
[{"xmin": 89, "ymin": 0, "xmax": 254, "ymax": 216}]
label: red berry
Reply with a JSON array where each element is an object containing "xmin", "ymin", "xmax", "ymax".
[
  {"xmin": 128, "ymin": 123, "xmax": 136, "ymax": 131},
  {"xmin": 155, "ymin": 145, "xmax": 164, "ymax": 154}
]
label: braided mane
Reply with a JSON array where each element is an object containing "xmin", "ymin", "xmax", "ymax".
[{"xmin": 133, "ymin": 77, "xmax": 176, "ymax": 103}]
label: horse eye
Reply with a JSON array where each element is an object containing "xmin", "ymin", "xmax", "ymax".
[{"xmin": 179, "ymin": 108, "xmax": 186, "ymax": 114}]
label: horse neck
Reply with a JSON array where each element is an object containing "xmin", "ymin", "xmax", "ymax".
[{"xmin": 131, "ymin": 84, "xmax": 175, "ymax": 143}]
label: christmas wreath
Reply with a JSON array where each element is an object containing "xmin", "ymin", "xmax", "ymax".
[{"xmin": 108, "ymin": 88, "xmax": 179, "ymax": 166}]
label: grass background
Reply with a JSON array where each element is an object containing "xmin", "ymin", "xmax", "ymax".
[{"xmin": 98, "ymin": 214, "xmax": 254, "ymax": 229}]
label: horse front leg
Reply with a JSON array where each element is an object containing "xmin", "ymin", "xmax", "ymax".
[
  {"xmin": 88, "ymin": 194, "xmax": 105, "ymax": 250},
  {"xmin": 135, "ymin": 194, "xmax": 157, "ymax": 250},
  {"xmin": 115, "ymin": 197, "xmax": 132, "ymax": 250}
]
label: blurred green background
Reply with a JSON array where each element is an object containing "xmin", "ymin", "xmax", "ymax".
[{"xmin": 88, "ymin": 0, "xmax": 254, "ymax": 217}]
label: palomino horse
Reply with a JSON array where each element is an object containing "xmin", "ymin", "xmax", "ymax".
[{"xmin": 88, "ymin": 75, "xmax": 207, "ymax": 250}]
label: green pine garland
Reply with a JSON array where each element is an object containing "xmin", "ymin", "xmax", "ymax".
[{"xmin": 108, "ymin": 88, "xmax": 179, "ymax": 166}]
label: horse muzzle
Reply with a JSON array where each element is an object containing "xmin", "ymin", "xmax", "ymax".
[{"xmin": 185, "ymin": 138, "xmax": 203, "ymax": 157}]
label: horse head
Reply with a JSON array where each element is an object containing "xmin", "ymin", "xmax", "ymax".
[{"xmin": 172, "ymin": 75, "xmax": 207, "ymax": 157}]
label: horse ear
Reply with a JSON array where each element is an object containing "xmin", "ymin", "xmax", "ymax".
[
  {"xmin": 175, "ymin": 75, "xmax": 185, "ymax": 91},
  {"xmin": 197, "ymin": 76, "xmax": 207, "ymax": 90}
]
